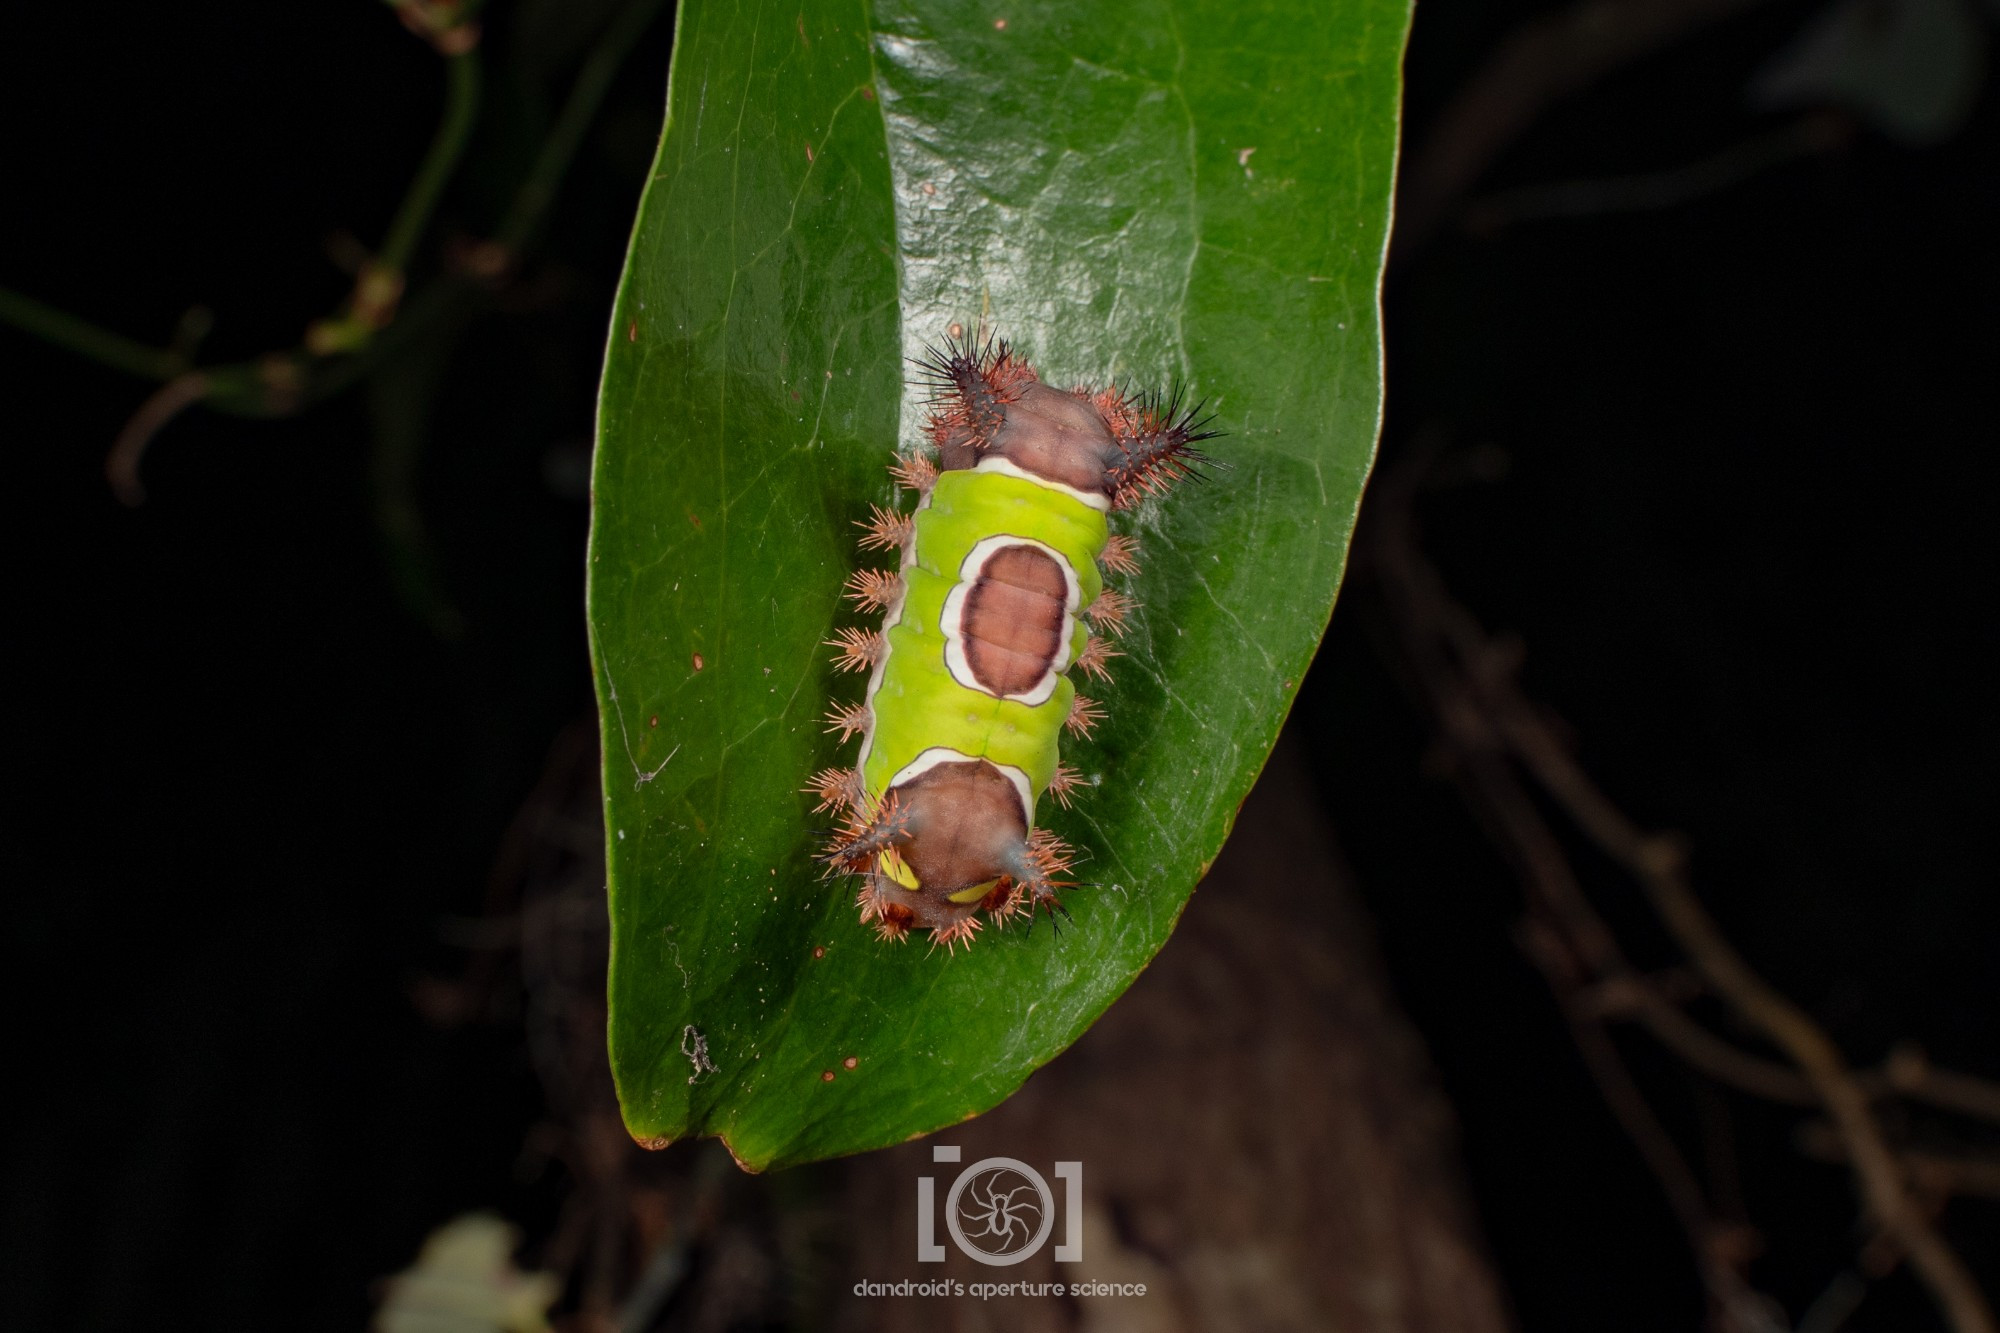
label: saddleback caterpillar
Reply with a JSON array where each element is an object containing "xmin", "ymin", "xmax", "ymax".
[{"xmin": 808, "ymin": 334, "xmax": 1217, "ymax": 950}]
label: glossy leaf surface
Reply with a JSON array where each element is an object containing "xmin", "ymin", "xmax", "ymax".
[{"xmin": 589, "ymin": 0, "xmax": 1409, "ymax": 1169}]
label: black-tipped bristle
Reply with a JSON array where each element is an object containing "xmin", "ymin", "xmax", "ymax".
[{"xmin": 910, "ymin": 329, "xmax": 1004, "ymax": 405}]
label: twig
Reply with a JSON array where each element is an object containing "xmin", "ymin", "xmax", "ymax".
[
  {"xmin": 388, "ymin": 50, "xmax": 485, "ymax": 275},
  {"xmin": 1461, "ymin": 112, "xmax": 1850, "ymax": 235},
  {"xmin": 306, "ymin": 48, "xmax": 485, "ymax": 355},
  {"xmin": 1494, "ymin": 686, "xmax": 1996, "ymax": 1333},
  {"xmin": 0, "ymin": 0, "xmax": 666, "ymax": 503},
  {"xmin": 1365, "ymin": 454, "xmax": 1998, "ymax": 1333},
  {"xmin": 1797, "ymin": 1124, "xmax": 2000, "ymax": 1204},
  {"xmin": 1369, "ymin": 467, "xmax": 1772, "ymax": 1329},
  {"xmin": 495, "ymin": 0, "xmax": 670, "ymax": 255},
  {"xmin": 0, "ymin": 285, "xmax": 187, "ymax": 382},
  {"xmin": 1552, "ymin": 939, "xmax": 1777, "ymax": 1329},
  {"xmin": 1796, "ymin": 1272, "xmax": 1869, "ymax": 1333},
  {"xmin": 1884, "ymin": 1045, "xmax": 2000, "ymax": 1127},
  {"xmin": 105, "ymin": 374, "xmax": 212, "ymax": 506}
]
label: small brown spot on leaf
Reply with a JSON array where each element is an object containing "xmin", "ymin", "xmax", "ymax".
[
  {"xmin": 805, "ymin": 142, "xmax": 815, "ymax": 163},
  {"xmin": 993, "ymin": 16, "xmax": 1008, "ymax": 28},
  {"xmin": 922, "ymin": 181, "xmax": 936, "ymax": 196},
  {"xmin": 843, "ymin": 1056, "xmax": 858, "ymax": 1069},
  {"xmin": 634, "ymin": 1134, "xmax": 672, "ymax": 1151},
  {"xmin": 692, "ymin": 653, "xmax": 705, "ymax": 672},
  {"xmin": 626, "ymin": 319, "xmax": 638, "ymax": 342},
  {"xmin": 648, "ymin": 715, "xmax": 658, "ymax": 728},
  {"xmin": 821, "ymin": 1070, "xmax": 835, "ymax": 1082},
  {"xmin": 688, "ymin": 512, "xmax": 702, "ymax": 528},
  {"xmin": 861, "ymin": 85, "xmax": 875, "ymax": 100},
  {"xmin": 813, "ymin": 946, "xmax": 826, "ymax": 959}
]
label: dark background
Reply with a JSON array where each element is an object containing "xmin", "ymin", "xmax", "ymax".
[{"xmin": 3, "ymin": 0, "xmax": 1994, "ymax": 1328}]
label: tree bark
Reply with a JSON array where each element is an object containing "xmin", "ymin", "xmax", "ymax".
[{"xmin": 831, "ymin": 732, "xmax": 1514, "ymax": 1333}]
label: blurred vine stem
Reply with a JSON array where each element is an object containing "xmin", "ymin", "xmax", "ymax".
[
  {"xmin": 0, "ymin": 0, "xmax": 669, "ymax": 507},
  {"xmin": 1365, "ymin": 449, "xmax": 1998, "ymax": 1333}
]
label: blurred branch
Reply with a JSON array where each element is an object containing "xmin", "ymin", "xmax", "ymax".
[
  {"xmin": 1461, "ymin": 111, "xmax": 1851, "ymax": 235},
  {"xmin": 1882, "ymin": 1046, "xmax": 2000, "ymax": 1127},
  {"xmin": 1798, "ymin": 1124, "xmax": 2000, "ymax": 1204},
  {"xmin": 1395, "ymin": 0, "xmax": 1778, "ymax": 262},
  {"xmin": 1365, "ymin": 450, "xmax": 1998, "ymax": 1333},
  {"xmin": 386, "ymin": 0, "xmax": 485, "ymax": 57},
  {"xmin": 1495, "ymin": 637, "xmax": 1995, "ymax": 1333},
  {"xmin": 496, "ymin": 0, "xmax": 670, "ymax": 257},
  {"xmin": 0, "ymin": 0, "xmax": 667, "ymax": 506},
  {"xmin": 1526, "ymin": 918, "xmax": 1779, "ymax": 1330},
  {"xmin": 106, "ymin": 374, "xmax": 214, "ymax": 505},
  {"xmin": 0, "ymin": 286, "xmax": 189, "ymax": 382},
  {"xmin": 306, "ymin": 49, "xmax": 483, "ymax": 356},
  {"xmin": 1370, "ymin": 471, "xmax": 1778, "ymax": 1329},
  {"xmin": 1623, "ymin": 987, "xmax": 2000, "ymax": 1128}
]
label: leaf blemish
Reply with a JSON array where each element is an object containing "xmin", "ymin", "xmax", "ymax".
[{"xmin": 681, "ymin": 1025, "xmax": 716, "ymax": 1084}]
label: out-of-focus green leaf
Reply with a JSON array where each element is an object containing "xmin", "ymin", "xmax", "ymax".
[{"xmin": 589, "ymin": 0, "xmax": 1408, "ymax": 1170}]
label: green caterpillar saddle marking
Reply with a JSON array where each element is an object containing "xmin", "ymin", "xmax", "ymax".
[{"xmin": 811, "ymin": 335, "xmax": 1216, "ymax": 951}]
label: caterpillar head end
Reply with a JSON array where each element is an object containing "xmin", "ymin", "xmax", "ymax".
[{"xmin": 840, "ymin": 756, "xmax": 1066, "ymax": 949}]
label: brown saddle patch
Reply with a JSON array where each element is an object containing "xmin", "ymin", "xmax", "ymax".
[{"xmin": 961, "ymin": 543, "xmax": 1068, "ymax": 697}]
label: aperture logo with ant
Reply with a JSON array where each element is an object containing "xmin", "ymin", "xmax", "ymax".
[{"xmin": 919, "ymin": 1146, "xmax": 1081, "ymax": 1265}]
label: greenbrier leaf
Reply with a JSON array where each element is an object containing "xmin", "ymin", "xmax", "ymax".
[{"xmin": 589, "ymin": 0, "xmax": 1408, "ymax": 1170}]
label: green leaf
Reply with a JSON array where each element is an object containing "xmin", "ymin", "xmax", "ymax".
[{"xmin": 589, "ymin": 0, "xmax": 1408, "ymax": 1170}]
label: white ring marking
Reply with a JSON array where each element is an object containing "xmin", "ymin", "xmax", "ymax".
[
  {"xmin": 887, "ymin": 747, "xmax": 1035, "ymax": 827},
  {"xmin": 939, "ymin": 535, "xmax": 1080, "ymax": 706}
]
